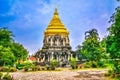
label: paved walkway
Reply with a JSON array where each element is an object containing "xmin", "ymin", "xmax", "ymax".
[{"xmin": 10, "ymin": 69, "xmax": 108, "ymax": 80}]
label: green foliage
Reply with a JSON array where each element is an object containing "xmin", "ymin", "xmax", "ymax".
[
  {"xmin": 70, "ymin": 57, "xmax": 77, "ymax": 69},
  {"xmin": 83, "ymin": 61, "xmax": 107, "ymax": 68},
  {"xmin": 97, "ymin": 61, "xmax": 107, "ymax": 68},
  {"xmin": 83, "ymin": 61, "xmax": 97, "ymax": 68},
  {"xmin": 104, "ymin": 69, "xmax": 112, "ymax": 77},
  {"xmin": 83, "ymin": 62, "xmax": 91, "ymax": 68},
  {"xmin": 1, "ymin": 66, "xmax": 10, "ymax": 72},
  {"xmin": 107, "ymin": 6, "xmax": 120, "ymax": 75},
  {"xmin": 24, "ymin": 66, "xmax": 29, "ymax": 71},
  {"xmin": 91, "ymin": 61, "xmax": 98, "ymax": 68},
  {"xmin": 78, "ymin": 29, "xmax": 102, "ymax": 61},
  {"xmin": 105, "ymin": 69, "xmax": 120, "ymax": 79},
  {"xmin": 11, "ymin": 43, "xmax": 28, "ymax": 62},
  {"xmin": 31, "ymin": 65, "xmax": 38, "ymax": 71},
  {"xmin": 22, "ymin": 62, "xmax": 33, "ymax": 71},
  {"xmin": 50, "ymin": 59, "xmax": 58, "ymax": 70},
  {"xmin": 16, "ymin": 61, "xmax": 39, "ymax": 72},
  {"xmin": 24, "ymin": 65, "xmax": 40, "ymax": 72},
  {"xmin": 16, "ymin": 63, "xmax": 24, "ymax": 70},
  {"xmin": 70, "ymin": 57, "xmax": 76, "ymax": 66},
  {"xmin": 16, "ymin": 61, "xmax": 32, "ymax": 70},
  {"xmin": 23, "ymin": 62, "xmax": 33, "ymax": 67},
  {"xmin": 0, "ymin": 27, "xmax": 13, "ymax": 47},
  {"xmin": 0, "ymin": 72, "xmax": 3, "ymax": 79},
  {"xmin": 46, "ymin": 65, "xmax": 50, "ymax": 70},
  {"xmin": 3, "ymin": 73, "xmax": 13, "ymax": 80},
  {"xmin": 100, "ymin": 38, "xmax": 110, "ymax": 59},
  {"xmin": 50, "ymin": 59, "xmax": 58, "ymax": 67},
  {"xmin": 0, "ymin": 46, "xmax": 15, "ymax": 66},
  {"xmin": 76, "ymin": 29, "xmax": 109, "ymax": 68},
  {"xmin": 0, "ymin": 27, "xmax": 29, "ymax": 66},
  {"xmin": 9, "ymin": 67, "xmax": 17, "ymax": 72}
]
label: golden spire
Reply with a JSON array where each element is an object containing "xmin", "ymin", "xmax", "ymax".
[{"xmin": 44, "ymin": 7, "xmax": 69, "ymax": 37}]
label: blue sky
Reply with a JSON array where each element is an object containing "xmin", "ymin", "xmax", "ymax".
[{"xmin": 0, "ymin": 0, "xmax": 117, "ymax": 54}]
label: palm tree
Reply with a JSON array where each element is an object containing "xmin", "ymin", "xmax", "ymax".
[
  {"xmin": 81, "ymin": 28, "xmax": 101, "ymax": 61},
  {"xmin": 85, "ymin": 28, "xmax": 99, "ymax": 40}
]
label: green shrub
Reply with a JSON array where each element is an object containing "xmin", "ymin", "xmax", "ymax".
[
  {"xmin": 24, "ymin": 66, "xmax": 29, "ymax": 71},
  {"xmin": 97, "ymin": 61, "xmax": 107, "ymax": 68},
  {"xmin": 104, "ymin": 64, "xmax": 120, "ymax": 79},
  {"xmin": 115, "ymin": 74, "xmax": 120, "ymax": 78},
  {"xmin": 50, "ymin": 59, "xmax": 58, "ymax": 67},
  {"xmin": 104, "ymin": 70, "xmax": 112, "ymax": 77},
  {"xmin": 70, "ymin": 57, "xmax": 76, "ymax": 69},
  {"xmin": 32, "ymin": 65, "xmax": 38, "ymax": 71},
  {"xmin": 0, "ymin": 72, "xmax": 3, "ymax": 79},
  {"xmin": 105, "ymin": 69, "xmax": 120, "ymax": 79},
  {"xmin": 50, "ymin": 59, "xmax": 58, "ymax": 70},
  {"xmin": 108, "ymin": 69, "xmax": 113, "ymax": 74},
  {"xmin": 31, "ymin": 65, "xmax": 35, "ymax": 71},
  {"xmin": 24, "ymin": 62, "xmax": 33, "ymax": 67},
  {"xmin": 34, "ymin": 66, "xmax": 38, "ymax": 71},
  {"xmin": 83, "ymin": 61, "xmax": 98, "ymax": 68},
  {"xmin": 46, "ymin": 65, "xmax": 50, "ymax": 70},
  {"xmin": 97, "ymin": 61, "xmax": 104, "ymax": 67},
  {"xmin": 16, "ymin": 63, "xmax": 24, "ymax": 70},
  {"xmin": 104, "ymin": 73, "xmax": 111, "ymax": 77},
  {"xmin": 16, "ymin": 62, "xmax": 33, "ymax": 70},
  {"xmin": 83, "ymin": 62, "xmax": 91, "ymax": 68},
  {"xmin": 3, "ymin": 73, "xmax": 13, "ymax": 80},
  {"xmin": 91, "ymin": 61, "xmax": 98, "ymax": 68},
  {"xmin": 1, "ymin": 66, "xmax": 10, "ymax": 72},
  {"xmin": 10, "ymin": 67, "xmax": 17, "ymax": 72}
]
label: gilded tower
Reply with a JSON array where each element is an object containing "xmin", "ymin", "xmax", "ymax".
[{"xmin": 39, "ymin": 8, "xmax": 71, "ymax": 66}]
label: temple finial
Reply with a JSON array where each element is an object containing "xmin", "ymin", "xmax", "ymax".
[{"xmin": 54, "ymin": 6, "xmax": 58, "ymax": 15}]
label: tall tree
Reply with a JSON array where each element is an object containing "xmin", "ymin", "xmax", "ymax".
[
  {"xmin": 81, "ymin": 28, "xmax": 101, "ymax": 61},
  {"xmin": 0, "ymin": 27, "xmax": 29, "ymax": 66},
  {"xmin": 0, "ymin": 27, "xmax": 13, "ymax": 47},
  {"xmin": 106, "ymin": 4, "xmax": 120, "ymax": 74}
]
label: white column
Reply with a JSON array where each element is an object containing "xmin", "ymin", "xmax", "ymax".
[
  {"xmin": 63, "ymin": 40, "xmax": 65, "ymax": 46},
  {"xmin": 57, "ymin": 39, "xmax": 58, "ymax": 46},
  {"xmin": 66, "ymin": 37, "xmax": 68, "ymax": 43},
  {"xmin": 51, "ymin": 52, "xmax": 54, "ymax": 60},
  {"xmin": 51, "ymin": 38, "xmax": 53, "ymax": 46}
]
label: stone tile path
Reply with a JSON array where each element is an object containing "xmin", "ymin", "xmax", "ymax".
[{"xmin": 10, "ymin": 69, "xmax": 108, "ymax": 80}]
